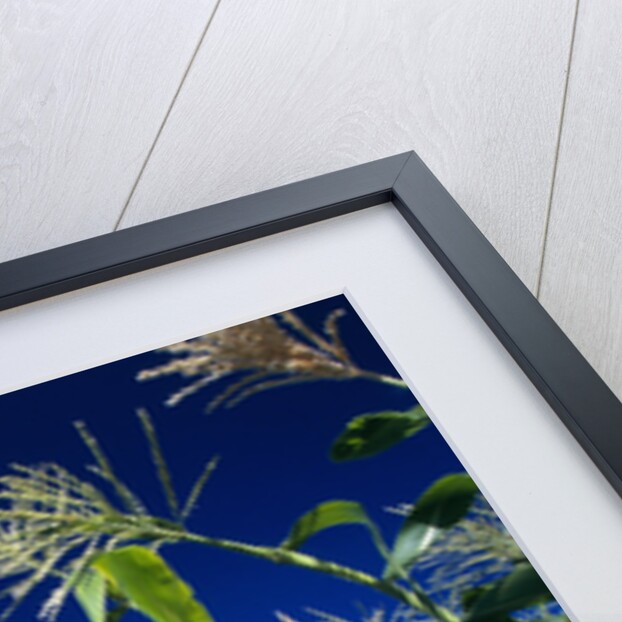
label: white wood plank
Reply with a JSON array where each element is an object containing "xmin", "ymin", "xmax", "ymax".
[
  {"xmin": 0, "ymin": 0, "xmax": 218, "ymax": 262},
  {"xmin": 119, "ymin": 0, "xmax": 576, "ymax": 291},
  {"xmin": 539, "ymin": 1, "xmax": 622, "ymax": 400}
]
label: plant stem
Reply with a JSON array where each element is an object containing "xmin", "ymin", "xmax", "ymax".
[
  {"xmin": 355, "ymin": 370, "xmax": 409, "ymax": 389},
  {"xmin": 153, "ymin": 527, "xmax": 459, "ymax": 622},
  {"xmin": 399, "ymin": 571, "xmax": 460, "ymax": 622}
]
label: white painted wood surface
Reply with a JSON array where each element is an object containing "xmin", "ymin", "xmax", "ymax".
[
  {"xmin": 0, "ymin": 0, "xmax": 217, "ymax": 262},
  {"xmin": 539, "ymin": 1, "xmax": 622, "ymax": 400},
  {"xmin": 118, "ymin": 0, "xmax": 576, "ymax": 291}
]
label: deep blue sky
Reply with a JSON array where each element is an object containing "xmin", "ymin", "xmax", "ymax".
[{"xmin": 0, "ymin": 295, "xmax": 465, "ymax": 621}]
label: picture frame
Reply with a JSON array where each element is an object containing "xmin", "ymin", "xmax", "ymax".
[
  {"xmin": 1, "ymin": 150, "xmax": 620, "ymax": 502},
  {"xmin": 0, "ymin": 151, "xmax": 620, "ymax": 619}
]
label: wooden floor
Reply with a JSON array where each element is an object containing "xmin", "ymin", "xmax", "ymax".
[{"xmin": 2, "ymin": 1, "xmax": 620, "ymax": 400}]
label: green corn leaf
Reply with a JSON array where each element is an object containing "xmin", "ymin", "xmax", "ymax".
[
  {"xmin": 330, "ymin": 405, "xmax": 429, "ymax": 462},
  {"xmin": 282, "ymin": 500, "xmax": 389, "ymax": 558},
  {"xmin": 385, "ymin": 473, "xmax": 479, "ymax": 577},
  {"xmin": 92, "ymin": 546, "xmax": 214, "ymax": 622},
  {"xmin": 463, "ymin": 562, "xmax": 555, "ymax": 622},
  {"xmin": 74, "ymin": 570, "xmax": 107, "ymax": 622}
]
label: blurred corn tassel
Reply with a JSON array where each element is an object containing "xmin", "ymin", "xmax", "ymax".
[
  {"xmin": 137, "ymin": 310, "xmax": 406, "ymax": 412},
  {"xmin": 0, "ymin": 411, "xmax": 216, "ymax": 621}
]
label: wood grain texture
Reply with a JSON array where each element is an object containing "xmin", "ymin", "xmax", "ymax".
[
  {"xmin": 0, "ymin": 0, "xmax": 218, "ymax": 262},
  {"xmin": 119, "ymin": 0, "xmax": 576, "ymax": 291},
  {"xmin": 539, "ymin": 1, "xmax": 622, "ymax": 400}
]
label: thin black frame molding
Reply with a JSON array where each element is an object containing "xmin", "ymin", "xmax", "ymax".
[{"xmin": 1, "ymin": 150, "xmax": 621, "ymax": 501}]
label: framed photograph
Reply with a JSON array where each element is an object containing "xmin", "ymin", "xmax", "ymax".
[{"xmin": 0, "ymin": 152, "xmax": 620, "ymax": 621}]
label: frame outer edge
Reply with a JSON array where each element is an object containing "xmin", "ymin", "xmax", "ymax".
[
  {"xmin": 392, "ymin": 151, "xmax": 622, "ymax": 498},
  {"xmin": 0, "ymin": 153, "xmax": 411, "ymax": 311}
]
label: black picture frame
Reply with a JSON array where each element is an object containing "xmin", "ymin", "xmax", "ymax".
[{"xmin": 1, "ymin": 150, "xmax": 621, "ymax": 501}]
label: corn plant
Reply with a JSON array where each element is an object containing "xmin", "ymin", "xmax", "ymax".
[
  {"xmin": 0, "ymin": 309, "xmax": 567, "ymax": 621},
  {"xmin": 136, "ymin": 309, "xmax": 407, "ymax": 412},
  {"xmin": 0, "ymin": 410, "xmax": 447, "ymax": 621},
  {"xmin": 0, "ymin": 407, "xmax": 564, "ymax": 622}
]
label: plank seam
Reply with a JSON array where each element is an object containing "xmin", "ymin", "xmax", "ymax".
[
  {"xmin": 113, "ymin": 0, "xmax": 225, "ymax": 232},
  {"xmin": 535, "ymin": 0, "xmax": 581, "ymax": 298}
]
